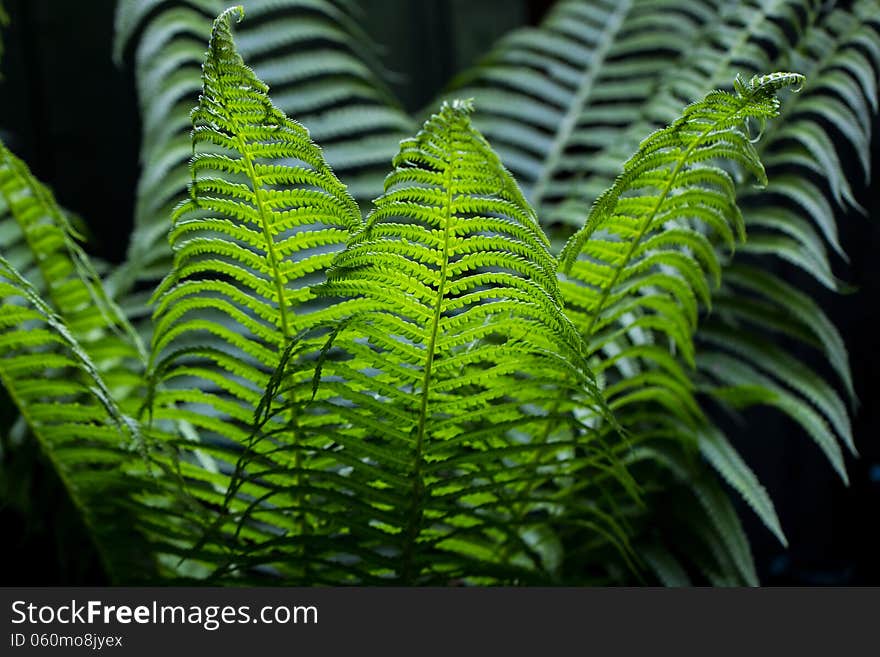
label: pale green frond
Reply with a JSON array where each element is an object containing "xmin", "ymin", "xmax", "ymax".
[
  {"xmin": 442, "ymin": 0, "xmax": 725, "ymax": 214},
  {"xmin": 0, "ymin": 142, "xmax": 146, "ymax": 408},
  {"xmin": 548, "ymin": 72, "xmax": 806, "ymax": 582},
  {"xmin": 148, "ymin": 6, "xmax": 361, "ymax": 418},
  {"xmin": 701, "ymin": 353, "xmax": 848, "ymax": 484},
  {"xmin": 624, "ymin": 445, "xmax": 758, "ymax": 586},
  {"xmin": 713, "ymin": 263, "xmax": 854, "ymax": 414},
  {"xmin": 0, "ymin": 142, "xmax": 217, "ymax": 582},
  {"xmin": 112, "ymin": 0, "xmax": 414, "ymax": 302},
  {"xmin": 142, "ymin": 7, "xmax": 378, "ymax": 576}
]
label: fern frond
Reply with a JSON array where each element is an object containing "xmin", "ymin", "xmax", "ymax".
[
  {"xmin": 0, "ymin": 142, "xmax": 146, "ymax": 409},
  {"xmin": 219, "ymin": 98, "xmax": 633, "ymax": 585},
  {"xmin": 688, "ymin": 4, "xmax": 879, "ymax": 495},
  {"xmin": 144, "ymin": 6, "xmax": 369, "ymax": 574},
  {"xmin": 560, "ymin": 72, "xmax": 802, "ymax": 359},
  {"xmin": 549, "ymin": 72, "xmax": 803, "ymax": 582},
  {"xmin": 580, "ymin": 3, "xmax": 873, "ymax": 575},
  {"xmin": 0, "ymin": 259, "xmax": 150, "ymax": 579},
  {"xmin": 0, "ymin": 143, "xmax": 157, "ymax": 581},
  {"xmin": 697, "ymin": 425, "xmax": 785, "ymax": 546},
  {"xmin": 112, "ymin": 0, "xmax": 414, "ymax": 302},
  {"xmin": 624, "ymin": 445, "xmax": 759, "ymax": 586},
  {"xmin": 547, "ymin": 0, "xmax": 870, "ymax": 465}
]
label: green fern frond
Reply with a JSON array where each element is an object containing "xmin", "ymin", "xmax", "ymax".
[
  {"xmin": 594, "ymin": 3, "xmax": 872, "ymax": 573},
  {"xmin": 697, "ymin": 425, "xmax": 785, "ymax": 546},
  {"xmin": 2, "ymin": 141, "xmax": 232, "ymax": 581},
  {"xmin": 0, "ymin": 143, "xmax": 158, "ymax": 581},
  {"xmin": 547, "ymin": 0, "xmax": 871, "ymax": 466},
  {"xmin": 0, "ymin": 142, "xmax": 146, "ymax": 407},
  {"xmin": 560, "ymin": 72, "xmax": 802, "ymax": 357},
  {"xmin": 149, "ymin": 3, "xmax": 362, "ymax": 425},
  {"xmin": 144, "ymin": 7, "xmax": 370, "ymax": 574},
  {"xmin": 218, "ymin": 98, "xmax": 633, "ymax": 585},
  {"xmin": 549, "ymin": 72, "xmax": 803, "ymax": 582},
  {"xmin": 112, "ymin": 0, "xmax": 414, "ymax": 301},
  {"xmin": 624, "ymin": 445, "xmax": 759, "ymax": 586},
  {"xmin": 0, "ymin": 259, "xmax": 151, "ymax": 579}
]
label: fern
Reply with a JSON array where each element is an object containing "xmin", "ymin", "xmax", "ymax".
[
  {"xmin": 445, "ymin": 0, "xmax": 878, "ymax": 584},
  {"xmin": 559, "ymin": 71, "xmax": 803, "ymax": 339},
  {"xmin": 0, "ymin": 1, "xmax": 874, "ymax": 586},
  {"xmin": 550, "ymin": 72, "xmax": 803, "ymax": 583},
  {"xmin": 218, "ymin": 98, "xmax": 633, "ymax": 584},
  {"xmin": 140, "ymin": 6, "xmax": 380, "ymax": 576},
  {"xmin": 111, "ymin": 0, "xmax": 414, "ymax": 304},
  {"xmin": 0, "ymin": 142, "xmax": 159, "ymax": 581},
  {"xmin": 145, "ymin": 12, "xmax": 632, "ymax": 583}
]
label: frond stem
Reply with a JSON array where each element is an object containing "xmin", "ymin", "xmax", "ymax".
[
  {"xmin": 402, "ymin": 127, "xmax": 457, "ymax": 583},
  {"xmin": 233, "ymin": 130, "xmax": 293, "ymax": 341},
  {"xmin": 530, "ymin": 0, "xmax": 630, "ymax": 210}
]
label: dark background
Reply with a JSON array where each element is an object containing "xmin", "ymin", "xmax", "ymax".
[{"xmin": 0, "ymin": 0, "xmax": 877, "ymax": 585}]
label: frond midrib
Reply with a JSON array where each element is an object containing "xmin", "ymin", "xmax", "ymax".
[
  {"xmin": 232, "ymin": 126, "xmax": 293, "ymax": 341},
  {"xmin": 530, "ymin": 0, "xmax": 631, "ymax": 210},
  {"xmin": 402, "ymin": 118, "xmax": 457, "ymax": 584}
]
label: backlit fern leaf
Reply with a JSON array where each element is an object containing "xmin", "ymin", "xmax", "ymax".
[
  {"xmin": 145, "ymin": 7, "xmax": 366, "ymax": 573},
  {"xmin": 452, "ymin": 0, "xmax": 876, "ymax": 585},
  {"xmin": 555, "ymin": 73, "xmax": 803, "ymax": 583},
  {"xmin": 0, "ymin": 0, "xmax": 871, "ymax": 588},
  {"xmin": 0, "ymin": 142, "xmax": 146, "ymax": 414},
  {"xmin": 0, "ymin": 143, "xmax": 157, "ymax": 581},
  {"xmin": 112, "ymin": 0, "xmax": 413, "ymax": 303},
  {"xmin": 560, "ymin": 72, "xmax": 803, "ymax": 352},
  {"xmin": 219, "ymin": 99, "xmax": 633, "ymax": 585},
  {"xmin": 549, "ymin": 1, "xmax": 871, "ymax": 494},
  {"xmin": 559, "ymin": 0, "xmax": 874, "ymax": 581}
]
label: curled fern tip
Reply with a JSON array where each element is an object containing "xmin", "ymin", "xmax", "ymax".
[{"xmin": 446, "ymin": 98, "xmax": 476, "ymax": 114}]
